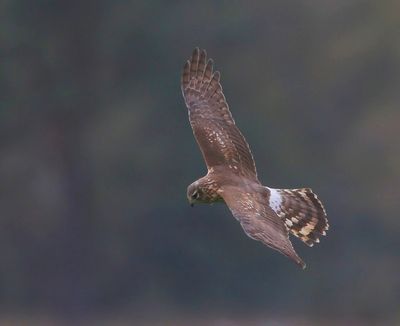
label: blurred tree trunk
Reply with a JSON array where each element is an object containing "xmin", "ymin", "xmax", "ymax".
[{"xmin": 40, "ymin": 1, "xmax": 104, "ymax": 318}]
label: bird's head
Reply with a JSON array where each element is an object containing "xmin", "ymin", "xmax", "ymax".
[{"xmin": 187, "ymin": 181, "xmax": 205, "ymax": 206}]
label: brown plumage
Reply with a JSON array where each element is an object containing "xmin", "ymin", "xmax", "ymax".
[{"xmin": 182, "ymin": 48, "xmax": 329, "ymax": 269}]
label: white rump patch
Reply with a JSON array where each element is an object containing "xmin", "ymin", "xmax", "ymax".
[{"xmin": 267, "ymin": 188, "xmax": 282, "ymax": 214}]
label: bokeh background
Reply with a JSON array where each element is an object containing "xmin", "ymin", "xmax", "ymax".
[{"xmin": 2, "ymin": 0, "xmax": 400, "ymax": 325}]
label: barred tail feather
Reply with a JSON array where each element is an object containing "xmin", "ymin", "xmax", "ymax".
[{"xmin": 267, "ymin": 187, "xmax": 329, "ymax": 246}]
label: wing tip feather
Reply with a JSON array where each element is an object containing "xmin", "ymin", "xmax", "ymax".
[{"xmin": 182, "ymin": 48, "xmax": 223, "ymax": 103}]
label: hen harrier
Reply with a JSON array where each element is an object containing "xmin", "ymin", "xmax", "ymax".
[{"xmin": 181, "ymin": 48, "xmax": 329, "ymax": 269}]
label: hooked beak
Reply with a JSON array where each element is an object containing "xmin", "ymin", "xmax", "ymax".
[{"xmin": 190, "ymin": 203, "xmax": 194, "ymax": 207}]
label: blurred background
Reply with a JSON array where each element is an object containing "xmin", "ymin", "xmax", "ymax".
[{"xmin": 1, "ymin": 0, "xmax": 400, "ymax": 325}]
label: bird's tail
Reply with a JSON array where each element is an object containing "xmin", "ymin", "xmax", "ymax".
[{"xmin": 268, "ymin": 187, "xmax": 329, "ymax": 246}]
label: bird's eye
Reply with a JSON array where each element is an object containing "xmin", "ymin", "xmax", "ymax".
[{"xmin": 191, "ymin": 191, "xmax": 199, "ymax": 200}]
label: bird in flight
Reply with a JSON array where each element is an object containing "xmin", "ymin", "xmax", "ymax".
[{"xmin": 181, "ymin": 48, "xmax": 329, "ymax": 269}]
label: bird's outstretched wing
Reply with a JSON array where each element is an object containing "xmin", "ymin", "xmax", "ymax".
[
  {"xmin": 218, "ymin": 184, "xmax": 306, "ymax": 268},
  {"xmin": 181, "ymin": 48, "xmax": 258, "ymax": 180}
]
